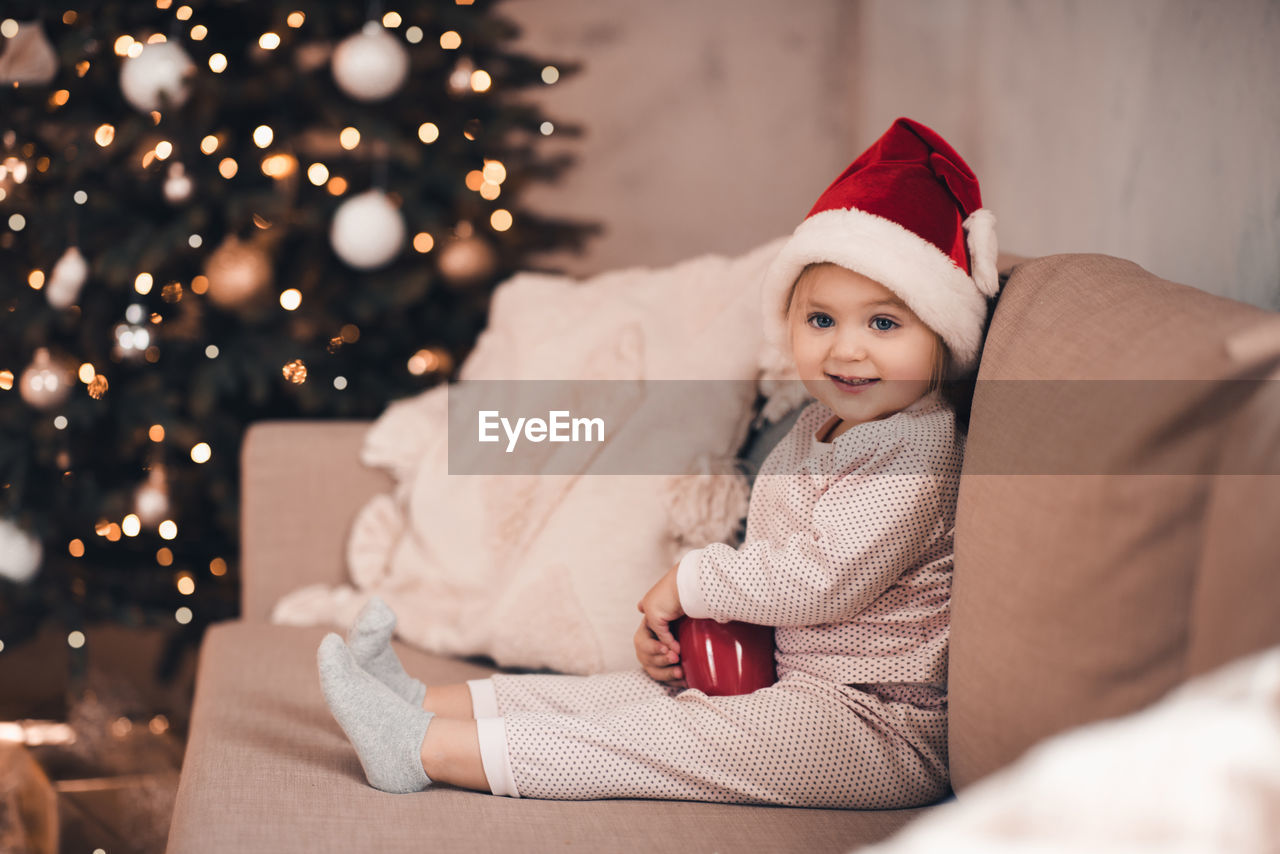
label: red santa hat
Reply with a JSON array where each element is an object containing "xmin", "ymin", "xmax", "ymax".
[{"xmin": 760, "ymin": 117, "xmax": 999, "ymax": 375}]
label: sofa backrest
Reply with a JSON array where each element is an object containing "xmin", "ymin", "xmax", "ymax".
[{"xmin": 948, "ymin": 254, "xmax": 1280, "ymax": 790}]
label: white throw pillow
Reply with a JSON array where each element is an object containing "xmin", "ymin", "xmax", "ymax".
[{"xmin": 272, "ymin": 238, "xmax": 784, "ymax": 673}]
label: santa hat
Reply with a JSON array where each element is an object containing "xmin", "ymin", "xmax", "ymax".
[{"xmin": 760, "ymin": 117, "xmax": 999, "ymax": 375}]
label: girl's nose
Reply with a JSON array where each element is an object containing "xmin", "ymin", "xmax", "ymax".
[{"xmin": 831, "ymin": 330, "xmax": 867, "ymax": 361}]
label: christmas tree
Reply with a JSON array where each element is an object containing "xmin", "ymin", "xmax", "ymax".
[{"xmin": 0, "ymin": 1, "xmax": 594, "ymax": 656}]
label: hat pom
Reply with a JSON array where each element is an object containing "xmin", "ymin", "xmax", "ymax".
[{"xmin": 964, "ymin": 208, "xmax": 999, "ymax": 298}]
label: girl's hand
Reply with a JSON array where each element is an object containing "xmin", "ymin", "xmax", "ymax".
[
  {"xmin": 634, "ymin": 620, "xmax": 684, "ymax": 685},
  {"xmin": 637, "ymin": 564, "xmax": 685, "ymax": 652}
]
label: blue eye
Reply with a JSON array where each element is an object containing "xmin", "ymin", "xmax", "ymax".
[
  {"xmin": 871, "ymin": 317, "xmax": 898, "ymax": 332},
  {"xmin": 807, "ymin": 312, "xmax": 834, "ymax": 329}
]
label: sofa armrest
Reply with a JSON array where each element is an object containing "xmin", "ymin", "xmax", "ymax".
[{"xmin": 239, "ymin": 421, "xmax": 390, "ymax": 621}]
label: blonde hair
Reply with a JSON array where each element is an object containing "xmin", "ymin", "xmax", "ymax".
[{"xmin": 788, "ymin": 262, "xmax": 951, "ymax": 392}]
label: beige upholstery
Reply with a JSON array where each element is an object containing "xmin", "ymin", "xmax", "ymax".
[
  {"xmin": 948, "ymin": 254, "xmax": 1280, "ymax": 790},
  {"xmin": 169, "ymin": 253, "xmax": 1280, "ymax": 851}
]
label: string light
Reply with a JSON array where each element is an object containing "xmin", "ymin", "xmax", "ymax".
[
  {"xmin": 541, "ymin": 66, "xmax": 560, "ymax": 84},
  {"xmin": 175, "ymin": 607, "xmax": 193, "ymax": 625},
  {"xmin": 339, "ymin": 127, "xmax": 360, "ymax": 150},
  {"xmin": 440, "ymin": 31, "xmax": 461, "ymax": 50},
  {"xmin": 470, "ymin": 70, "xmax": 491, "ymax": 92},
  {"xmin": 382, "ymin": 12, "xmax": 402, "ymax": 28},
  {"xmin": 113, "ymin": 35, "xmax": 135, "ymax": 56},
  {"xmin": 253, "ymin": 125, "xmax": 273, "ymax": 148},
  {"xmin": 287, "ymin": 12, "xmax": 305, "ymax": 28},
  {"xmin": 155, "ymin": 140, "xmax": 172, "ymax": 159},
  {"xmin": 490, "ymin": 209, "xmax": 512, "ymax": 231},
  {"xmin": 279, "ymin": 289, "xmax": 302, "ymax": 311},
  {"xmin": 306, "ymin": 163, "xmax": 328, "ymax": 185},
  {"xmin": 190, "ymin": 24, "xmax": 207, "ymax": 40},
  {"xmin": 326, "ymin": 176, "xmax": 347, "ymax": 195},
  {"xmin": 190, "ymin": 442, "xmax": 211, "ymax": 464},
  {"xmin": 95, "ymin": 124, "xmax": 115, "ymax": 146},
  {"xmin": 405, "ymin": 26, "xmax": 423, "ymax": 44},
  {"xmin": 159, "ymin": 520, "xmax": 178, "ymax": 540},
  {"xmin": 200, "ymin": 135, "xmax": 219, "ymax": 154},
  {"xmin": 418, "ymin": 122, "xmax": 439, "ymax": 144},
  {"xmin": 135, "ymin": 273, "xmax": 154, "ymax": 295},
  {"xmin": 67, "ymin": 631, "xmax": 85, "ymax": 649},
  {"xmin": 209, "ymin": 53, "xmax": 227, "ymax": 73},
  {"xmin": 413, "ymin": 232, "xmax": 435, "ymax": 253},
  {"xmin": 122, "ymin": 515, "xmax": 141, "ymax": 537},
  {"xmin": 218, "ymin": 157, "xmax": 238, "ymax": 178},
  {"xmin": 210, "ymin": 557, "xmax": 228, "ymax": 576},
  {"xmin": 156, "ymin": 548, "xmax": 173, "ymax": 566},
  {"xmin": 261, "ymin": 153, "xmax": 296, "ymax": 178},
  {"xmin": 259, "ymin": 32, "xmax": 280, "ymax": 50},
  {"xmin": 28, "ymin": 270, "xmax": 45, "ymax": 289},
  {"xmin": 176, "ymin": 5, "xmax": 193, "ymax": 21}
]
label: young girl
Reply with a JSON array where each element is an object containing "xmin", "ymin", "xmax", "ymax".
[{"xmin": 317, "ymin": 117, "xmax": 1000, "ymax": 808}]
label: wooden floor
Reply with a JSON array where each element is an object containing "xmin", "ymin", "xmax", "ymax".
[{"xmin": 1, "ymin": 622, "xmax": 197, "ymax": 854}]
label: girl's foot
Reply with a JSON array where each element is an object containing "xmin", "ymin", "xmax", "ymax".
[
  {"xmin": 317, "ymin": 633, "xmax": 434, "ymax": 793},
  {"xmin": 345, "ymin": 596, "xmax": 427, "ymax": 707}
]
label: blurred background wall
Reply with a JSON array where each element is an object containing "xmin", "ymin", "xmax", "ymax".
[{"xmin": 505, "ymin": 0, "xmax": 1280, "ymax": 310}]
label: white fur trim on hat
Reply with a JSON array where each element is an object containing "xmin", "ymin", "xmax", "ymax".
[{"xmin": 760, "ymin": 207, "xmax": 998, "ymax": 375}]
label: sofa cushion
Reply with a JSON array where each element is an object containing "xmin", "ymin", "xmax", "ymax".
[
  {"xmin": 168, "ymin": 622, "xmax": 929, "ymax": 853},
  {"xmin": 948, "ymin": 254, "xmax": 1280, "ymax": 790}
]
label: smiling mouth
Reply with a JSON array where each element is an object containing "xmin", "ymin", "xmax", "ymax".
[{"xmin": 828, "ymin": 374, "xmax": 879, "ymax": 391}]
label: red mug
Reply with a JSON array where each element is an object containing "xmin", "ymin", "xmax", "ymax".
[{"xmin": 675, "ymin": 617, "xmax": 776, "ymax": 696}]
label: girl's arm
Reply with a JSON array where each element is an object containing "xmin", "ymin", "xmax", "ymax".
[{"xmin": 677, "ymin": 443, "xmax": 945, "ymax": 627}]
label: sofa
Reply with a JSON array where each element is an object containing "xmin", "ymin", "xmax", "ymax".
[{"xmin": 166, "ymin": 253, "xmax": 1280, "ymax": 853}]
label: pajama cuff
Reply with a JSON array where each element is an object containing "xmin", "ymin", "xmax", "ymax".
[
  {"xmin": 475, "ymin": 717, "xmax": 520, "ymax": 798},
  {"xmin": 676, "ymin": 548, "xmax": 712, "ymax": 619},
  {"xmin": 466, "ymin": 678, "xmax": 500, "ymax": 719}
]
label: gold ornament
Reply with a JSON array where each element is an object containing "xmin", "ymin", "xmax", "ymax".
[
  {"xmin": 19, "ymin": 348, "xmax": 73, "ymax": 410},
  {"xmin": 164, "ymin": 161, "xmax": 193, "ymax": 203},
  {"xmin": 46, "ymin": 246, "xmax": 89, "ymax": 309},
  {"xmin": 134, "ymin": 466, "xmax": 170, "ymax": 527},
  {"xmin": 204, "ymin": 236, "xmax": 272, "ymax": 309},
  {"xmin": 437, "ymin": 232, "xmax": 497, "ymax": 287},
  {"xmin": 282, "ymin": 359, "xmax": 307, "ymax": 383}
]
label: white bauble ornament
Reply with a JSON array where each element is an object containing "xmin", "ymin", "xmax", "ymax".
[
  {"xmin": 330, "ymin": 190, "xmax": 405, "ymax": 269},
  {"xmin": 46, "ymin": 246, "xmax": 89, "ymax": 309},
  {"xmin": 164, "ymin": 161, "xmax": 193, "ymax": 203},
  {"xmin": 0, "ymin": 20, "xmax": 58, "ymax": 86},
  {"xmin": 204, "ymin": 236, "xmax": 272, "ymax": 309},
  {"xmin": 332, "ymin": 21, "xmax": 409, "ymax": 102},
  {"xmin": 19, "ymin": 348, "xmax": 72, "ymax": 410},
  {"xmin": 437, "ymin": 233, "xmax": 498, "ymax": 287},
  {"xmin": 134, "ymin": 467, "xmax": 170, "ymax": 527},
  {"xmin": 0, "ymin": 519, "xmax": 42, "ymax": 584},
  {"xmin": 120, "ymin": 42, "xmax": 195, "ymax": 113}
]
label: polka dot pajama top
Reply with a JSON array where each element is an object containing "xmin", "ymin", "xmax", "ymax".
[{"xmin": 469, "ymin": 391, "xmax": 965, "ymax": 808}]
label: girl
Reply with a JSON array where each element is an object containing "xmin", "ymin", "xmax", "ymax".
[{"xmin": 317, "ymin": 117, "xmax": 1000, "ymax": 808}]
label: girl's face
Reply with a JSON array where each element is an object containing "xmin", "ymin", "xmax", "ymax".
[{"xmin": 787, "ymin": 264, "xmax": 942, "ymax": 435}]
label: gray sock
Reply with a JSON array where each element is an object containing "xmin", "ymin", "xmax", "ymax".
[
  {"xmin": 346, "ymin": 596, "xmax": 427, "ymax": 707},
  {"xmin": 318, "ymin": 633, "xmax": 434, "ymax": 793}
]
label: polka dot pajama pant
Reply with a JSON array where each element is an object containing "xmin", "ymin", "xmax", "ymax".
[{"xmin": 476, "ymin": 669, "xmax": 949, "ymax": 808}]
